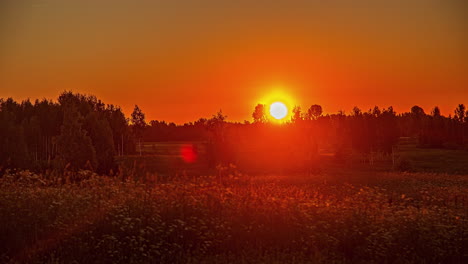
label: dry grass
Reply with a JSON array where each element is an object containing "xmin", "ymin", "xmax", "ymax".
[{"xmin": 0, "ymin": 169, "xmax": 467, "ymax": 263}]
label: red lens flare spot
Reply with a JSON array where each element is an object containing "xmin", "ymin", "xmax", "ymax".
[{"xmin": 181, "ymin": 144, "xmax": 197, "ymax": 163}]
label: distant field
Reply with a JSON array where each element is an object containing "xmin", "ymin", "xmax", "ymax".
[
  {"xmin": 117, "ymin": 138, "xmax": 468, "ymax": 176},
  {"xmin": 138, "ymin": 141, "xmax": 209, "ymax": 157},
  {"xmin": 0, "ymin": 170, "xmax": 466, "ymax": 263},
  {"xmin": 116, "ymin": 141, "xmax": 211, "ymax": 176},
  {"xmin": 396, "ymin": 138, "xmax": 468, "ymax": 174}
]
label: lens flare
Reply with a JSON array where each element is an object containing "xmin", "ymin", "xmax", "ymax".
[{"xmin": 181, "ymin": 144, "xmax": 197, "ymax": 163}]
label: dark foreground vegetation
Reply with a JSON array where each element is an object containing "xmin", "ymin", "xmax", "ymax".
[{"xmin": 0, "ymin": 168, "xmax": 466, "ymax": 263}]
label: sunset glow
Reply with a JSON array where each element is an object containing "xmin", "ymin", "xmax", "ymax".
[
  {"xmin": 256, "ymin": 88, "xmax": 297, "ymax": 122},
  {"xmin": 1, "ymin": 1, "xmax": 467, "ymax": 262},
  {"xmin": 269, "ymin": 102, "xmax": 288, "ymax": 120},
  {"xmin": 1, "ymin": 0, "xmax": 466, "ymax": 123}
]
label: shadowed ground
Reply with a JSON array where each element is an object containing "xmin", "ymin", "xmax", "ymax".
[{"xmin": 0, "ymin": 169, "xmax": 466, "ymax": 263}]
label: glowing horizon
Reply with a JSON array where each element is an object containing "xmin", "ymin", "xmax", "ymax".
[{"xmin": 1, "ymin": 0, "xmax": 467, "ymax": 123}]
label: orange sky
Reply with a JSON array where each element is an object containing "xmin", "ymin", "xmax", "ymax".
[{"xmin": 1, "ymin": 0, "xmax": 467, "ymax": 123}]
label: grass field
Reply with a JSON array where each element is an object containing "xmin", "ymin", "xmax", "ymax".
[
  {"xmin": 117, "ymin": 138, "xmax": 468, "ymax": 177},
  {"xmin": 396, "ymin": 139, "xmax": 468, "ymax": 174},
  {"xmin": 0, "ymin": 168, "xmax": 466, "ymax": 263}
]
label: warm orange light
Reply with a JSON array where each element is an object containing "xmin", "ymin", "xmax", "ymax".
[
  {"xmin": 256, "ymin": 85, "xmax": 297, "ymax": 123},
  {"xmin": 181, "ymin": 144, "xmax": 197, "ymax": 163}
]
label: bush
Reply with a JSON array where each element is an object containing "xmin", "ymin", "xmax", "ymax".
[{"xmin": 396, "ymin": 157, "xmax": 412, "ymax": 172}]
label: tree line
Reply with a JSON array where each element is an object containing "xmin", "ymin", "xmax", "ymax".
[
  {"xmin": 1, "ymin": 91, "xmax": 467, "ymax": 174},
  {"xmin": 0, "ymin": 92, "xmax": 132, "ymax": 173}
]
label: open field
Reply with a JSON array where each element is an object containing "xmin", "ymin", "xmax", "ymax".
[
  {"xmin": 116, "ymin": 138, "xmax": 468, "ymax": 177},
  {"xmin": 0, "ymin": 169, "xmax": 466, "ymax": 263},
  {"xmin": 396, "ymin": 138, "xmax": 468, "ymax": 175}
]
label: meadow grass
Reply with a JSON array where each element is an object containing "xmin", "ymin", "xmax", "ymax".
[{"xmin": 0, "ymin": 169, "xmax": 466, "ymax": 263}]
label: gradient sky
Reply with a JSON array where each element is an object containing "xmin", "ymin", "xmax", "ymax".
[{"xmin": 1, "ymin": 0, "xmax": 467, "ymax": 123}]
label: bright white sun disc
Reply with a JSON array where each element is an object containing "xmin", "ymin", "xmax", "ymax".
[{"xmin": 269, "ymin": 102, "xmax": 288, "ymax": 120}]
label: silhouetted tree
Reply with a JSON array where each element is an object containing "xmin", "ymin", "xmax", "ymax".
[
  {"xmin": 453, "ymin": 104, "xmax": 467, "ymax": 146},
  {"xmin": 431, "ymin": 106, "xmax": 441, "ymax": 117},
  {"xmin": 378, "ymin": 106, "xmax": 399, "ymax": 153},
  {"xmin": 56, "ymin": 91, "xmax": 122, "ymax": 171},
  {"xmin": 408, "ymin": 105, "xmax": 427, "ymax": 141},
  {"xmin": 252, "ymin": 104, "xmax": 267, "ymax": 123},
  {"xmin": 84, "ymin": 112, "xmax": 115, "ymax": 173},
  {"xmin": 419, "ymin": 106, "xmax": 446, "ymax": 147},
  {"xmin": 0, "ymin": 99, "xmax": 29, "ymax": 169},
  {"xmin": 352, "ymin": 106, "xmax": 362, "ymax": 117},
  {"xmin": 454, "ymin": 104, "xmax": 465, "ymax": 123},
  {"xmin": 291, "ymin": 106, "xmax": 302, "ymax": 123},
  {"xmin": 131, "ymin": 105, "xmax": 146, "ymax": 155},
  {"xmin": 207, "ymin": 110, "xmax": 227, "ymax": 137},
  {"xmin": 411, "ymin": 105, "xmax": 426, "ymax": 117},
  {"xmin": 55, "ymin": 106, "xmax": 97, "ymax": 171},
  {"xmin": 307, "ymin": 105, "xmax": 323, "ymax": 120},
  {"xmin": 106, "ymin": 105, "xmax": 130, "ymax": 156},
  {"xmin": 207, "ymin": 110, "xmax": 228, "ymax": 165},
  {"xmin": 372, "ymin": 106, "xmax": 381, "ymax": 117}
]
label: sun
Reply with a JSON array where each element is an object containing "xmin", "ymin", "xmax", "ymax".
[
  {"xmin": 252, "ymin": 85, "xmax": 300, "ymax": 124},
  {"xmin": 254, "ymin": 85, "xmax": 298, "ymax": 123},
  {"xmin": 269, "ymin": 102, "xmax": 288, "ymax": 120}
]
